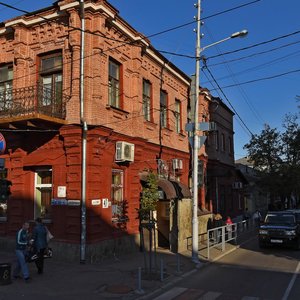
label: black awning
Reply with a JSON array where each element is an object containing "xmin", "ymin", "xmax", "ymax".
[{"xmin": 139, "ymin": 173, "xmax": 190, "ymax": 200}]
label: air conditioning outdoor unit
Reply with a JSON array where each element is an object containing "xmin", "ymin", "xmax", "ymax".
[
  {"xmin": 115, "ymin": 141, "xmax": 135, "ymax": 162},
  {"xmin": 232, "ymin": 182, "xmax": 243, "ymax": 189},
  {"xmin": 172, "ymin": 158, "xmax": 183, "ymax": 170}
]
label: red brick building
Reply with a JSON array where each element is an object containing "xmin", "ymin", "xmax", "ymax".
[{"xmin": 0, "ymin": 0, "xmax": 208, "ymax": 260}]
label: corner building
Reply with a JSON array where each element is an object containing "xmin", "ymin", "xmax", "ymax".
[{"xmin": 0, "ymin": 0, "xmax": 198, "ymax": 260}]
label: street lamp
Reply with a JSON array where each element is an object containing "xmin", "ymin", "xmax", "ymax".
[{"xmin": 191, "ymin": 0, "xmax": 248, "ymax": 264}]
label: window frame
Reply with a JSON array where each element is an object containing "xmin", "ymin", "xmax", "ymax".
[
  {"xmin": 38, "ymin": 52, "xmax": 63, "ymax": 108},
  {"xmin": 0, "ymin": 64, "xmax": 13, "ymax": 110},
  {"xmin": 174, "ymin": 99, "xmax": 182, "ymax": 133},
  {"xmin": 34, "ymin": 168, "xmax": 53, "ymax": 220},
  {"xmin": 111, "ymin": 169, "xmax": 126, "ymax": 223},
  {"xmin": 142, "ymin": 79, "xmax": 152, "ymax": 122},
  {"xmin": 160, "ymin": 90, "xmax": 168, "ymax": 128},
  {"xmin": 108, "ymin": 58, "xmax": 122, "ymax": 109}
]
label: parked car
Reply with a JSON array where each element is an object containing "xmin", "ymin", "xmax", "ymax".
[
  {"xmin": 258, "ymin": 211, "xmax": 300, "ymax": 249},
  {"xmin": 286, "ymin": 209, "xmax": 300, "ymax": 224}
]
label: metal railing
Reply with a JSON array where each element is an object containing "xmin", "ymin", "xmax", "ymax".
[
  {"xmin": 207, "ymin": 218, "xmax": 255, "ymax": 260},
  {"xmin": 0, "ymin": 84, "xmax": 70, "ymax": 120}
]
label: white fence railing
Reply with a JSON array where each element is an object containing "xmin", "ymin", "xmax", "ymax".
[{"xmin": 207, "ymin": 218, "xmax": 256, "ymax": 260}]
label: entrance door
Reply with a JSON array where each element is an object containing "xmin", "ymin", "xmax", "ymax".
[{"xmin": 34, "ymin": 169, "xmax": 52, "ymax": 220}]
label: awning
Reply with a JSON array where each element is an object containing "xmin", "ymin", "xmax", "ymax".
[{"xmin": 139, "ymin": 173, "xmax": 191, "ymax": 200}]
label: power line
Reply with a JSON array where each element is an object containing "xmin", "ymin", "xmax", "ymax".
[
  {"xmin": 207, "ymin": 39, "xmax": 300, "ymax": 67},
  {"xmin": 203, "ymin": 62, "xmax": 254, "ymax": 137},
  {"xmin": 209, "ymin": 68, "xmax": 300, "ymax": 91},
  {"xmin": 206, "ymin": 30, "xmax": 300, "ymax": 60}
]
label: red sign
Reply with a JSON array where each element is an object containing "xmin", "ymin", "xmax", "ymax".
[{"xmin": 0, "ymin": 133, "xmax": 6, "ymax": 154}]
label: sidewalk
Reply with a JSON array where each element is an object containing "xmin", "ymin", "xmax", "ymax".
[{"xmin": 0, "ymin": 231, "xmax": 255, "ymax": 300}]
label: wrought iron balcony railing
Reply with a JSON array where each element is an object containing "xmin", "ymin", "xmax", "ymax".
[{"xmin": 0, "ymin": 84, "xmax": 70, "ymax": 120}]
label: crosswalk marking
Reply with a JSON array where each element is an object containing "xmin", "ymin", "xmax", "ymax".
[
  {"xmin": 153, "ymin": 287, "xmax": 187, "ymax": 300},
  {"xmin": 151, "ymin": 287, "xmax": 262, "ymax": 300},
  {"xmin": 198, "ymin": 291, "xmax": 222, "ymax": 300}
]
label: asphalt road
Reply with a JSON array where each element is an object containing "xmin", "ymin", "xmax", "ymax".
[{"xmin": 150, "ymin": 236, "xmax": 300, "ymax": 300}]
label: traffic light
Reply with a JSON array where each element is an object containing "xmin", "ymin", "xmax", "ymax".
[{"xmin": 0, "ymin": 179, "xmax": 11, "ymax": 203}]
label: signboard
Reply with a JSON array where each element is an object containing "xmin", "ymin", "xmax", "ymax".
[
  {"xmin": 57, "ymin": 186, "xmax": 66, "ymax": 198},
  {"xmin": 102, "ymin": 198, "xmax": 109, "ymax": 208},
  {"xmin": 0, "ymin": 133, "xmax": 6, "ymax": 154},
  {"xmin": 91, "ymin": 199, "xmax": 101, "ymax": 206},
  {"xmin": 51, "ymin": 199, "xmax": 68, "ymax": 206},
  {"xmin": 68, "ymin": 200, "xmax": 80, "ymax": 206}
]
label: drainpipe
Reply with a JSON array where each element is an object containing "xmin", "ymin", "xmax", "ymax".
[{"xmin": 79, "ymin": 0, "xmax": 87, "ymax": 264}]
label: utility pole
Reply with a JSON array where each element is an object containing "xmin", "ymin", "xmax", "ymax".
[
  {"xmin": 191, "ymin": 0, "xmax": 201, "ymax": 264},
  {"xmin": 79, "ymin": 0, "xmax": 87, "ymax": 264}
]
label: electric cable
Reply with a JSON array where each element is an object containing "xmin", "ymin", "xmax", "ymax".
[{"xmin": 203, "ymin": 62, "xmax": 254, "ymax": 137}]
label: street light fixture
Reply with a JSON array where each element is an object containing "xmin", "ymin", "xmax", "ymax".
[{"xmin": 191, "ymin": 0, "xmax": 248, "ymax": 264}]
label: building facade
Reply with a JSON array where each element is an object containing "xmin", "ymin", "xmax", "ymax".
[
  {"xmin": 0, "ymin": 0, "xmax": 202, "ymax": 260},
  {"xmin": 206, "ymin": 97, "xmax": 247, "ymax": 218}
]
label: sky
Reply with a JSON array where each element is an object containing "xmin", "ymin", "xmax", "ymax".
[{"xmin": 0, "ymin": 0, "xmax": 299, "ymax": 160}]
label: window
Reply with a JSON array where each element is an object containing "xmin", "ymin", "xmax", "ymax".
[
  {"xmin": 143, "ymin": 80, "xmax": 151, "ymax": 121},
  {"xmin": 108, "ymin": 59, "xmax": 120, "ymax": 108},
  {"xmin": 39, "ymin": 53, "xmax": 62, "ymax": 109},
  {"xmin": 174, "ymin": 99, "xmax": 181, "ymax": 133},
  {"xmin": 0, "ymin": 64, "xmax": 13, "ymax": 110},
  {"xmin": 111, "ymin": 169, "xmax": 125, "ymax": 222},
  {"xmin": 221, "ymin": 133, "xmax": 225, "ymax": 152},
  {"xmin": 228, "ymin": 137, "xmax": 233, "ymax": 155},
  {"xmin": 160, "ymin": 90, "xmax": 167, "ymax": 128},
  {"xmin": 35, "ymin": 169, "xmax": 52, "ymax": 220},
  {"xmin": 215, "ymin": 131, "xmax": 219, "ymax": 151},
  {"xmin": 0, "ymin": 178, "xmax": 11, "ymax": 221}
]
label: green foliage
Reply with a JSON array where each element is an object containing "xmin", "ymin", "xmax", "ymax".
[
  {"xmin": 139, "ymin": 171, "xmax": 159, "ymax": 222},
  {"xmin": 244, "ymin": 113, "xmax": 300, "ymax": 204}
]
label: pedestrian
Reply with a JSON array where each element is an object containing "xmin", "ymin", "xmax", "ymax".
[
  {"xmin": 213, "ymin": 213, "xmax": 224, "ymax": 243},
  {"xmin": 32, "ymin": 217, "xmax": 47, "ymax": 274},
  {"xmin": 13, "ymin": 221, "xmax": 31, "ymax": 282},
  {"xmin": 252, "ymin": 210, "xmax": 262, "ymax": 227},
  {"xmin": 207, "ymin": 217, "xmax": 214, "ymax": 241},
  {"xmin": 243, "ymin": 208, "xmax": 251, "ymax": 230},
  {"xmin": 225, "ymin": 216, "xmax": 233, "ymax": 239}
]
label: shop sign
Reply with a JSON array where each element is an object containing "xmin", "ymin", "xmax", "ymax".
[
  {"xmin": 51, "ymin": 198, "xmax": 68, "ymax": 206},
  {"xmin": 68, "ymin": 200, "xmax": 80, "ymax": 206},
  {"xmin": 91, "ymin": 199, "xmax": 101, "ymax": 206}
]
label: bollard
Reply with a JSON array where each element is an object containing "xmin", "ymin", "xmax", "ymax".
[
  {"xmin": 160, "ymin": 259, "xmax": 164, "ymax": 281},
  {"xmin": 135, "ymin": 267, "xmax": 144, "ymax": 294},
  {"xmin": 176, "ymin": 253, "xmax": 181, "ymax": 273},
  {"xmin": 0, "ymin": 263, "xmax": 11, "ymax": 285}
]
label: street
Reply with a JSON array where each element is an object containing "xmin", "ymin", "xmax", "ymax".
[{"xmin": 149, "ymin": 236, "xmax": 300, "ymax": 300}]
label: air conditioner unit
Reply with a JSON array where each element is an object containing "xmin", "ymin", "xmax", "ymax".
[
  {"xmin": 115, "ymin": 141, "xmax": 135, "ymax": 162},
  {"xmin": 232, "ymin": 182, "xmax": 243, "ymax": 189},
  {"xmin": 172, "ymin": 158, "xmax": 183, "ymax": 170}
]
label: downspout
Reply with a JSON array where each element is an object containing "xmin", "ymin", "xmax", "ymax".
[{"xmin": 79, "ymin": 0, "xmax": 87, "ymax": 264}]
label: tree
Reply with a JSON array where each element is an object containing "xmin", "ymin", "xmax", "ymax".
[
  {"xmin": 138, "ymin": 171, "xmax": 159, "ymax": 274},
  {"xmin": 244, "ymin": 113, "xmax": 300, "ymax": 208},
  {"xmin": 244, "ymin": 124, "xmax": 283, "ymax": 206}
]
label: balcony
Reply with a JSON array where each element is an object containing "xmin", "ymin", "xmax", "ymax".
[{"xmin": 0, "ymin": 84, "xmax": 70, "ymax": 128}]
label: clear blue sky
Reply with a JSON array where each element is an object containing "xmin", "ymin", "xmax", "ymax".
[{"xmin": 1, "ymin": 0, "xmax": 299, "ymax": 159}]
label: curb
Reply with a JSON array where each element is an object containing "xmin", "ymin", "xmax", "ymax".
[{"xmin": 136, "ymin": 235, "xmax": 255, "ymax": 299}]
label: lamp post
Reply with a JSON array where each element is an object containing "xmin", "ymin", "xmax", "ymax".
[{"xmin": 191, "ymin": 0, "xmax": 248, "ymax": 264}]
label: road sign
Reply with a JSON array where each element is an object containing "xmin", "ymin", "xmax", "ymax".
[{"xmin": 0, "ymin": 133, "xmax": 6, "ymax": 154}]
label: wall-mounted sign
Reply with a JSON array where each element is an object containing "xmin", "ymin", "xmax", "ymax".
[
  {"xmin": 102, "ymin": 198, "xmax": 109, "ymax": 208},
  {"xmin": 0, "ymin": 133, "xmax": 6, "ymax": 154},
  {"xmin": 91, "ymin": 199, "xmax": 101, "ymax": 206},
  {"xmin": 68, "ymin": 200, "xmax": 80, "ymax": 206},
  {"xmin": 51, "ymin": 198, "xmax": 68, "ymax": 206},
  {"xmin": 57, "ymin": 186, "xmax": 66, "ymax": 198}
]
